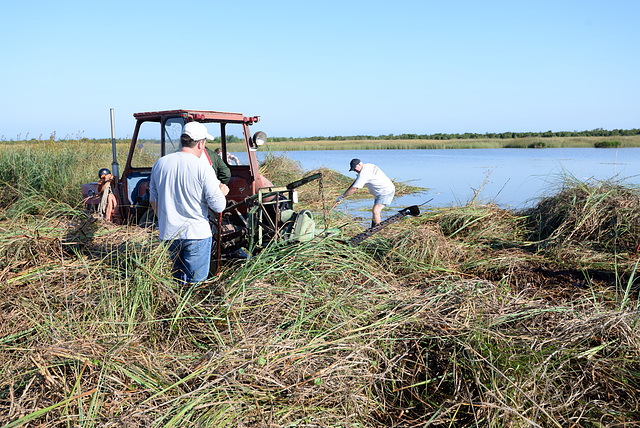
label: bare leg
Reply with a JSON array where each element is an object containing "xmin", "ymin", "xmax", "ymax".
[
  {"xmin": 105, "ymin": 194, "xmax": 117, "ymax": 222},
  {"xmin": 372, "ymin": 203, "xmax": 385, "ymax": 227}
]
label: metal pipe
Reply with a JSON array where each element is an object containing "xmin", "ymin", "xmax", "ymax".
[{"xmin": 110, "ymin": 108, "xmax": 120, "ymax": 178}]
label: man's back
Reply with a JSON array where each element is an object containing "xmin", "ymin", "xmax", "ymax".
[
  {"xmin": 353, "ymin": 163, "xmax": 395, "ymax": 196},
  {"xmin": 150, "ymin": 152, "xmax": 226, "ymax": 240}
]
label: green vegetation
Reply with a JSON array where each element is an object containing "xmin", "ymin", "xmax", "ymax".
[
  {"xmin": 279, "ymin": 127, "xmax": 640, "ymax": 141},
  {"xmin": 594, "ymin": 140, "xmax": 622, "ymax": 148},
  {"xmin": 0, "ymin": 139, "xmax": 130, "ymax": 208},
  {"xmin": 1, "ymin": 143, "xmax": 640, "ymax": 426},
  {"xmin": 4, "ymin": 127, "xmax": 640, "ymax": 153},
  {"xmin": 232, "ymin": 134, "xmax": 640, "ymax": 151},
  {"xmin": 5, "ymin": 127, "xmax": 637, "ymax": 145}
]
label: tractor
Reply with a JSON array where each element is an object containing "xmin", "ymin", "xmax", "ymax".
[
  {"xmin": 82, "ymin": 109, "xmax": 421, "ymax": 273},
  {"xmin": 82, "ymin": 109, "xmax": 332, "ymax": 270}
]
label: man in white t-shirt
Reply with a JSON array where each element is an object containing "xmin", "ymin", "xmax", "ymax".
[
  {"xmin": 149, "ymin": 121, "xmax": 229, "ymax": 284},
  {"xmin": 336, "ymin": 158, "xmax": 395, "ymax": 227}
]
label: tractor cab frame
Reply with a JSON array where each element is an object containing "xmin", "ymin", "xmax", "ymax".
[
  {"xmin": 81, "ymin": 109, "xmax": 421, "ymax": 274},
  {"xmin": 82, "ymin": 109, "xmax": 271, "ymax": 225}
]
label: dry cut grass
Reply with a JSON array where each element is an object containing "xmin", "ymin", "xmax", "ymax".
[
  {"xmin": 527, "ymin": 177, "xmax": 640, "ymax": 253},
  {"xmin": 2, "ymin": 193, "xmax": 640, "ymax": 426},
  {"xmin": 2, "ymin": 151, "xmax": 640, "ymax": 427}
]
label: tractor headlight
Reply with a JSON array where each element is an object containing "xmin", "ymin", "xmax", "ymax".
[{"xmin": 253, "ymin": 131, "xmax": 267, "ymax": 147}]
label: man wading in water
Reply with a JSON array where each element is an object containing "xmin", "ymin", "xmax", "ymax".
[{"xmin": 336, "ymin": 158, "xmax": 395, "ymax": 227}]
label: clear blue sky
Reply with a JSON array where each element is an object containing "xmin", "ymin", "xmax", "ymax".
[{"xmin": 1, "ymin": 0, "xmax": 638, "ymax": 140}]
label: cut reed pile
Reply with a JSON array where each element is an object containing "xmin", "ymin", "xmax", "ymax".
[
  {"xmin": 2, "ymin": 213, "xmax": 640, "ymax": 426},
  {"xmin": 527, "ymin": 177, "xmax": 640, "ymax": 253},
  {"xmin": 2, "ymin": 150, "xmax": 640, "ymax": 427}
]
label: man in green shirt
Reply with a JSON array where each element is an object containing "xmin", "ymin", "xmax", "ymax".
[{"xmin": 204, "ymin": 147, "xmax": 231, "ymax": 184}]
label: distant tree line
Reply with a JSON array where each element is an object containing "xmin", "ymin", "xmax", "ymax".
[
  {"xmin": 269, "ymin": 128, "xmax": 640, "ymax": 142},
  {"xmin": 214, "ymin": 135, "xmax": 243, "ymax": 144},
  {"xmin": 6, "ymin": 128, "xmax": 639, "ymax": 144}
]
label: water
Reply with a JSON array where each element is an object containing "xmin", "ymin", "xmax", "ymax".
[{"xmin": 238, "ymin": 148, "xmax": 640, "ymax": 218}]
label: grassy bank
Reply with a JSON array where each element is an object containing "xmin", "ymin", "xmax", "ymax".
[
  {"xmin": 1, "ymin": 145, "xmax": 640, "ymax": 426},
  {"xmin": 5, "ymin": 134, "xmax": 640, "ymax": 156},
  {"xmin": 234, "ymin": 135, "xmax": 640, "ymax": 151}
]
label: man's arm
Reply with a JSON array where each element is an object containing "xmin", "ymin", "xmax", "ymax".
[
  {"xmin": 228, "ymin": 153, "xmax": 240, "ymax": 165},
  {"xmin": 149, "ymin": 168, "xmax": 158, "ymax": 215},
  {"xmin": 343, "ymin": 186, "xmax": 358, "ymax": 198},
  {"xmin": 336, "ymin": 179, "xmax": 359, "ymax": 202},
  {"xmin": 202, "ymin": 167, "xmax": 228, "ymax": 213}
]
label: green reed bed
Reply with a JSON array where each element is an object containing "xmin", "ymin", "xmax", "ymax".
[
  {"xmin": 369, "ymin": 204, "xmax": 536, "ymax": 285},
  {"xmin": 0, "ymin": 139, "xmax": 129, "ymax": 211},
  {"xmin": 228, "ymin": 134, "xmax": 640, "ymax": 152}
]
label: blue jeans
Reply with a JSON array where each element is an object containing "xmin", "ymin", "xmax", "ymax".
[
  {"xmin": 167, "ymin": 237, "xmax": 212, "ymax": 284},
  {"xmin": 374, "ymin": 192, "xmax": 395, "ymax": 206}
]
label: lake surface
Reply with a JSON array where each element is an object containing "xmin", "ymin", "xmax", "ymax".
[{"xmin": 246, "ymin": 148, "xmax": 640, "ymax": 217}]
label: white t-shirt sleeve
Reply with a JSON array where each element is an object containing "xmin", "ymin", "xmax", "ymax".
[{"xmin": 352, "ymin": 173, "xmax": 367, "ymax": 189}]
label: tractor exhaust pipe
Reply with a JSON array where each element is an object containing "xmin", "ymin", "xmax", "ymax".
[{"xmin": 110, "ymin": 108, "xmax": 120, "ymax": 178}]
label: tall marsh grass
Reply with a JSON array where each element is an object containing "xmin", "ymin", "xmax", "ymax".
[
  {"xmin": 0, "ymin": 140, "xmax": 129, "ymax": 212},
  {"xmin": 1, "ymin": 145, "xmax": 640, "ymax": 426},
  {"xmin": 226, "ymin": 134, "xmax": 640, "ymax": 151},
  {"xmin": 527, "ymin": 175, "xmax": 640, "ymax": 252}
]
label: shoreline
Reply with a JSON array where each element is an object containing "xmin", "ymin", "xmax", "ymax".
[{"xmin": 231, "ymin": 135, "xmax": 640, "ymax": 151}]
